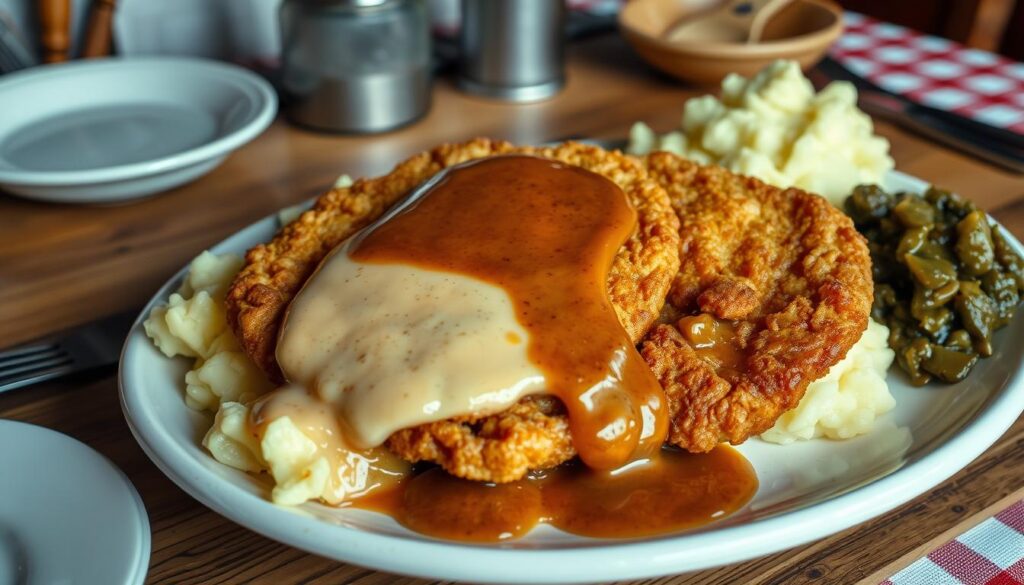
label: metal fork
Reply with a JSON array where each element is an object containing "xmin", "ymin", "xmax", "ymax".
[{"xmin": 0, "ymin": 311, "xmax": 136, "ymax": 394}]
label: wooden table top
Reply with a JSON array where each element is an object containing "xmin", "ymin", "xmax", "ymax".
[{"xmin": 2, "ymin": 33, "xmax": 1023, "ymax": 585}]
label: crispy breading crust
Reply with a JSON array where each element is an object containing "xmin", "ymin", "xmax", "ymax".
[
  {"xmin": 385, "ymin": 396, "xmax": 574, "ymax": 484},
  {"xmin": 639, "ymin": 152, "xmax": 873, "ymax": 452},
  {"xmin": 226, "ymin": 139, "xmax": 681, "ymax": 482}
]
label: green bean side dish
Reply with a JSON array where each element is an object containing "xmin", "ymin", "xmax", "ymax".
[{"xmin": 846, "ymin": 185, "xmax": 1024, "ymax": 386}]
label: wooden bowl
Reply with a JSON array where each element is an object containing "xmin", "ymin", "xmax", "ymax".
[{"xmin": 618, "ymin": 0, "xmax": 844, "ymax": 86}]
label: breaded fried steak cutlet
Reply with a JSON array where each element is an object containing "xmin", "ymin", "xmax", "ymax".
[
  {"xmin": 226, "ymin": 139, "xmax": 682, "ymax": 482},
  {"xmin": 639, "ymin": 151, "xmax": 874, "ymax": 453}
]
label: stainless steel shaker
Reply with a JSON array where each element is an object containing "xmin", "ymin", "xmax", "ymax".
[
  {"xmin": 280, "ymin": 0, "xmax": 432, "ymax": 133},
  {"xmin": 458, "ymin": 0, "xmax": 567, "ymax": 102}
]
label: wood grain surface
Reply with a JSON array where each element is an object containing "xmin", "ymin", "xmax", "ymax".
[{"xmin": 1, "ymin": 33, "xmax": 1023, "ymax": 584}]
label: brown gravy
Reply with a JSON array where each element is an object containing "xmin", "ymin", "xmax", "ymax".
[
  {"xmin": 677, "ymin": 314, "xmax": 744, "ymax": 377},
  {"xmin": 352, "ymin": 446, "xmax": 757, "ymax": 541},
  {"xmin": 350, "ymin": 155, "xmax": 667, "ymax": 469}
]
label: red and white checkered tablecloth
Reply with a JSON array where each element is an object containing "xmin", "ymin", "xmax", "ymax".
[
  {"xmin": 830, "ymin": 11, "xmax": 1024, "ymax": 135},
  {"xmin": 882, "ymin": 500, "xmax": 1024, "ymax": 585}
]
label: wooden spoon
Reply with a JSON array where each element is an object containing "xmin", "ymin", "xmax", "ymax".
[{"xmin": 664, "ymin": 0, "xmax": 794, "ymax": 44}]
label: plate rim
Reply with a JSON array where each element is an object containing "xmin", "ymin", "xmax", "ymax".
[
  {"xmin": 0, "ymin": 56, "xmax": 277, "ymax": 186},
  {"xmin": 118, "ymin": 169, "xmax": 1024, "ymax": 583}
]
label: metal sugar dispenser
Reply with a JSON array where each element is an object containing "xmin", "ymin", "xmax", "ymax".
[{"xmin": 280, "ymin": 0, "xmax": 432, "ymax": 133}]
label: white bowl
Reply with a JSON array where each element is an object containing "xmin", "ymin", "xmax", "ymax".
[
  {"xmin": 119, "ymin": 171, "xmax": 1024, "ymax": 583},
  {"xmin": 0, "ymin": 57, "xmax": 276, "ymax": 204}
]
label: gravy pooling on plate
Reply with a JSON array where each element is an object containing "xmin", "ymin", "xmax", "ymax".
[{"xmin": 352, "ymin": 446, "xmax": 756, "ymax": 542}]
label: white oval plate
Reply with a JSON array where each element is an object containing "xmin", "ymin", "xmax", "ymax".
[
  {"xmin": 0, "ymin": 57, "xmax": 276, "ymax": 204},
  {"xmin": 119, "ymin": 170, "xmax": 1024, "ymax": 583}
]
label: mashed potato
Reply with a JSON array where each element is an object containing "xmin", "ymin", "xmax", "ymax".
[
  {"xmin": 204, "ymin": 399, "xmax": 407, "ymax": 505},
  {"xmin": 185, "ymin": 351, "xmax": 271, "ymax": 412},
  {"xmin": 202, "ymin": 401, "xmax": 265, "ymax": 472},
  {"xmin": 761, "ymin": 319, "xmax": 896, "ymax": 444},
  {"xmin": 144, "ymin": 251, "xmax": 242, "ymax": 361},
  {"xmin": 204, "ymin": 401, "xmax": 346, "ymax": 505},
  {"xmin": 627, "ymin": 60, "xmax": 893, "ymax": 206},
  {"xmin": 145, "ymin": 250, "xmax": 375, "ymax": 505},
  {"xmin": 144, "ymin": 251, "xmax": 271, "ymax": 412}
]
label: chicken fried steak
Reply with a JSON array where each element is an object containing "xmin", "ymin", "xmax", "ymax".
[
  {"xmin": 640, "ymin": 152, "xmax": 873, "ymax": 453},
  {"xmin": 226, "ymin": 139, "xmax": 681, "ymax": 482}
]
